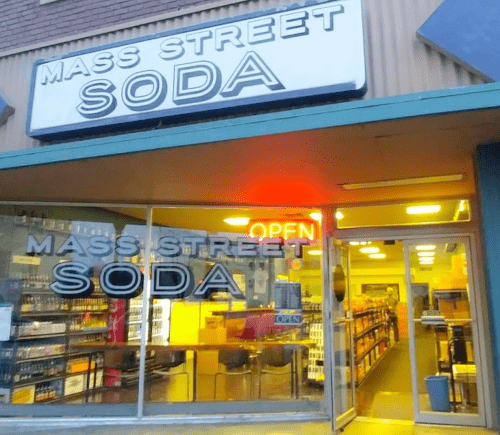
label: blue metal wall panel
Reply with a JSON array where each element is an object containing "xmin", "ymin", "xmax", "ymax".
[
  {"xmin": 417, "ymin": 0, "xmax": 500, "ymax": 82},
  {"xmin": 475, "ymin": 143, "xmax": 500, "ymax": 427}
]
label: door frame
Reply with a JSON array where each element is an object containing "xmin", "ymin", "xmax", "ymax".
[
  {"xmin": 327, "ymin": 222, "xmax": 493, "ymax": 429},
  {"xmin": 404, "ymin": 234, "xmax": 486, "ymax": 426}
]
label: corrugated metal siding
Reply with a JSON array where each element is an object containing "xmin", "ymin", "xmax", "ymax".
[{"xmin": 0, "ymin": 0, "xmax": 487, "ymax": 153}]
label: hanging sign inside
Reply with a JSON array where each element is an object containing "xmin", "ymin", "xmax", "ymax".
[{"xmin": 26, "ymin": 0, "xmax": 365, "ymax": 139}]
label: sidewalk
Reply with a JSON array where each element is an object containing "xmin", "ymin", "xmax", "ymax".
[{"xmin": 3, "ymin": 419, "xmax": 497, "ymax": 435}]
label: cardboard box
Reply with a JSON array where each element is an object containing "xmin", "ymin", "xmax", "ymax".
[
  {"xmin": 65, "ymin": 374, "xmax": 85, "ymax": 395},
  {"xmin": 12, "ymin": 385, "xmax": 35, "ymax": 404}
]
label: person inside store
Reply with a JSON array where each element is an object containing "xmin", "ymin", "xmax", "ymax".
[{"xmin": 386, "ymin": 287, "xmax": 399, "ymax": 342}]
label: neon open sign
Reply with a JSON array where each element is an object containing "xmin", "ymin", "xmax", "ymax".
[{"xmin": 247, "ymin": 219, "xmax": 319, "ymax": 241}]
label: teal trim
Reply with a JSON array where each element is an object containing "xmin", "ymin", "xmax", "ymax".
[{"xmin": 2, "ymin": 82, "xmax": 500, "ymax": 170}]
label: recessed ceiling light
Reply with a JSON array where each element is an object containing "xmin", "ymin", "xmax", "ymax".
[
  {"xmin": 223, "ymin": 217, "xmax": 250, "ymax": 226},
  {"xmin": 335, "ymin": 211, "xmax": 344, "ymax": 220},
  {"xmin": 349, "ymin": 241, "xmax": 360, "ymax": 246},
  {"xmin": 360, "ymin": 247, "xmax": 380, "ymax": 254},
  {"xmin": 369, "ymin": 253, "xmax": 386, "ymax": 259},
  {"xmin": 419, "ymin": 259, "xmax": 435, "ymax": 265},
  {"xmin": 417, "ymin": 251, "xmax": 435, "ymax": 257},
  {"xmin": 308, "ymin": 250, "xmax": 323, "ymax": 256},
  {"xmin": 406, "ymin": 205, "xmax": 441, "ymax": 215},
  {"xmin": 415, "ymin": 245, "xmax": 436, "ymax": 251},
  {"xmin": 309, "ymin": 212, "xmax": 322, "ymax": 221},
  {"xmin": 341, "ymin": 174, "xmax": 463, "ymax": 190}
]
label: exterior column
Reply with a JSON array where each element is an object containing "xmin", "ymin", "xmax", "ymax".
[{"xmin": 475, "ymin": 143, "xmax": 500, "ymax": 426}]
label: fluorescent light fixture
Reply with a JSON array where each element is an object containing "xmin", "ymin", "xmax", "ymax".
[
  {"xmin": 406, "ymin": 205, "xmax": 441, "ymax": 215},
  {"xmin": 341, "ymin": 174, "xmax": 463, "ymax": 190},
  {"xmin": 308, "ymin": 250, "xmax": 323, "ymax": 256},
  {"xmin": 417, "ymin": 251, "xmax": 435, "ymax": 257},
  {"xmin": 369, "ymin": 253, "xmax": 386, "ymax": 259},
  {"xmin": 360, "ymin": 247, "xmax": 380, "ymax": 254},
  {"xmin": 349, "ymin": 241, "xmax": 360, "ymax": 245},
  {"xmin": 415, "ymin": 245, "xmax": 436, "ymax": 251},
  {"xmin": 419, "ymin": 259, "xmax": 434, "ymax": 265},
  {"xmin": 419, "ymin": 256, "xmax": 435, "ymax": 261},
  {"xmin": 335, "ymin": 211, "xmax": 344, "ymax": 220},
  {"xmin": 350, "ymin": 241, "xmax": 372, "ymax": 246},
  {"xmin": 309, "ymin": 212, "xmax": 322, "ymax": 221},
  {"xmin": 224, "ymin": 217, "xmax": 250, "ymax": 226}
]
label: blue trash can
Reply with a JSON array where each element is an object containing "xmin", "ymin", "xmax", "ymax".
[{"xmin": 425, "ymin": 375, "xmax": 451, "ymax": 412}]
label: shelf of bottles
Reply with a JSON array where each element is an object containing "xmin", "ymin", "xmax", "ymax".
[
  {"xmin": 0, "ymin": 274, "xmax": 109, "ymax": 404},
  {"xmin": 127, "ymin": 298, "xmax": 170, "ymax": 344},
  {"xmin": 352, "ymin": 299, "xmax": 390, "ymax": 386}
]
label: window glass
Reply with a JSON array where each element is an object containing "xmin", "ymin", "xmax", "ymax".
[
  {"xmin": 336, "ymin": 199, "xmax": 470, "ymax": 229},
  {"xmin": 0, "ymin": 205, "xmax": 146, "ymax": 411},
  {"xmin": 143, "ymin": 207, "xmax": 325, "ymax": 405}
]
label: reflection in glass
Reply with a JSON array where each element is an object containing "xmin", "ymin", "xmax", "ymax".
[{"xmin": 0, "ymin": 207, "xmax": 146, "ymax": 408}]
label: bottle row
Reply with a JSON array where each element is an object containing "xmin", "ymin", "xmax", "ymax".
[
  {"xmin": 69, "ymin": 316, "xmax": 107, "ymax": 331},
  {"xmin": 16, "ymin": 344, "xmax": 65, "ymax": 360},
  {"xmin": 21, "ymin": 294, "xmax": 109, "ymax": 314},
  {"xmin": 34, "ymin": 381, "xmax": 61, "ymax": 402},
  {"xmin": 14, "ymin": 359, "xmax": 65, "ymax": 383},
  {"xmin": 17, "ymin": 321, "xmax": 66, "ymax": 337}
]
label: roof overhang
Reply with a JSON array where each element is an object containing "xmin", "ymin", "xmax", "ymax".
[{"xmin": 1, "ymin": 83, "xmax": 500, "ymax": 207}]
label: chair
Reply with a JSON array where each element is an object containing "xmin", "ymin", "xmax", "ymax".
[
  {"xmin": 258, "ymin": 346, "xmax": 296, "ymax": 399},
  {"xmin": 152, "ymin": 350, "xmax": 190, "ymax": 401},
  {"xmin": 214, "ymin": 349, "xmax": 253, "ymax": 400}
]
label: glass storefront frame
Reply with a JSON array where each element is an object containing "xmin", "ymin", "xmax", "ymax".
[{"xmin": 0, "ymin": 200, "xmax": 493, "ymax": 429}]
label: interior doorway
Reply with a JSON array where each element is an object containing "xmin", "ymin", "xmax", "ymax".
[{"xmin": 349, "ymin": 240, "xmax": 413, "ymax": 420}]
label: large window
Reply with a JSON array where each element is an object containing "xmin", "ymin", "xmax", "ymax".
[{"xmin": 0, "ymin": 205, "xmax": 325, "ymax": 417}]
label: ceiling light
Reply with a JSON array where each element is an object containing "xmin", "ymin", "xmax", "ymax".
[
  {"xmin": 369, "ymin": 253, "xmax": 386, "ymax": 259},
  {"xmin": 415, "ymin": 245, "xmax": 436, "ymax": 251},
  {"xmin": 417, "ymin": 251, "xmax": 435, "ymax": 257},
  {"xmin": 419, "ymin": 256, "xmax": 435, "ymax": 261},
  {"xmin": 406, "ymin": 205, "xmax": 441, "ymax": 215},
  {"xmin": 419, "ymin": 259, "xmax": 435, "ymax": 265},
  {"xmin": 349, "ymin": 241, "xmax": 360, "ymax": 245},
  {"xmin": 360, "ymin": 247, "xmax": 380, "ymax": 254},
  {"xmin": 224, "ymin": 217, "xmax": 250, "ymax": 226},
  {"xmin": 341, "ymin": 174, "xmax": 464, "ymax": 190},
  {"xmin": 335, "ymin": 211, "xmax": 344, "ymax": 220},
  {"xmin": 308, "ymin": 250, "xmax": 323, "ymax": 256},
  {"xmin": 309, "ymin": 212, "xmax": 322, "ymax": 221}
]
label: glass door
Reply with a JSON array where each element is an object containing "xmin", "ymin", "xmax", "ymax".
[
  {"xmin": 404, "ymin": 237, "xmax": 485, "ymax": 426},
  {"xmin": 329, "ymin": 238, "xmax": 356, "ymax": 430}
]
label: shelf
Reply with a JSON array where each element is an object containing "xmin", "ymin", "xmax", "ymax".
[
  {"xmin": 17, "ymin": 333, "xmax": 67, "ymax": 341},
  {"xmin": 20, "ymin": 310, "xmax": 107, "ymax": 318},
  {"xmin": 356, "ymin": 337, "xmax": 389, "ymax": 364},
  {"xmin": 353, "ymin": 308, "xmax": 387, "ymax": 319},
  {"xmin": 14, "ymin": 375, "xmax": 65, "ymax": 388},
  {"xmin": 354, "ymin": 323, "xmax": 386, "ymax": 341},
  {"xmin": 69, "ymin": 328, "xmax": 109, "ymax": 336},
  {"xmin": 356, "ymin": 343, "xmax": 391, "ymax": 387},
  {"xmin": 15, "ymin": 354, "xmax": 66, "ymax": 364}
]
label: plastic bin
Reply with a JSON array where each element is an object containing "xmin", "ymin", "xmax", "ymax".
[{"xmin": 425, "ymin": 375, "xmax": 451, "ymax": 412}]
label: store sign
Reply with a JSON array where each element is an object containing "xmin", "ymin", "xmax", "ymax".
[
  {"xmin": 26, "ymin": 233, "xmax": 310, "ymax": 299},
  {"xmin": 26, "ymin": 0, "xmax": 366, "ymax": 139},
  {"xmin": 274, "ymin": 281, "xmax": 302, "ymax": 325},
  {"xmin": 247, "ymin": 219, "xmax": 319, "ymax": 241}
]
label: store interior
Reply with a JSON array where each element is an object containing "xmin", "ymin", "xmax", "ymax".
[{"xmin": 0, "ymin": 199, "xmax": 478, "ymax": 421}]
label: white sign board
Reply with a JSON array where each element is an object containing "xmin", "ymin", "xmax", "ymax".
[
  {"xmin": 0, "ymin": 304, "xmax": 13, "ymax": 341},
  {"xmin": 27, "ymin": 0, "xmax": 365, "ymax": 139}
]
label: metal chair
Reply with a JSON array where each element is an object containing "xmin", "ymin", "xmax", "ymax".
[
  {"xmin": 152, "ymin": 350, "xmax": 190, "ymax": 401},
  {"xmin": 214, "ymin": 349, "xmax": 253, "ymax": 400},
  {"xmin": 258, "ymin": 346, "xmax": 295, "ymax": 399}
]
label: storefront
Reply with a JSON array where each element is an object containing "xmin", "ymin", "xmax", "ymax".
[{"xmin": 0, "ymin": 0, "xmax": 499, "ymax": 432}]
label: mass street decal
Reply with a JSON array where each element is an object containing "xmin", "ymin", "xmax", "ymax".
[
  {"xmin": 25, "ymin": 232, "xmax": 312, "ymax": 299},
  {"xmin": 26, "ymin": 0, "xmax": 366, "ymax": 139}
]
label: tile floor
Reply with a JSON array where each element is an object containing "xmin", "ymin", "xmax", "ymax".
[{"xmin": 2, "ymin": 420, "xmax": 497, "ymax": 435}]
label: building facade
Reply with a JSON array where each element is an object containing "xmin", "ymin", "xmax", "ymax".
[{"xmin": 0, "ymin": 0, "xmax": 499, "ymax": 431}]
